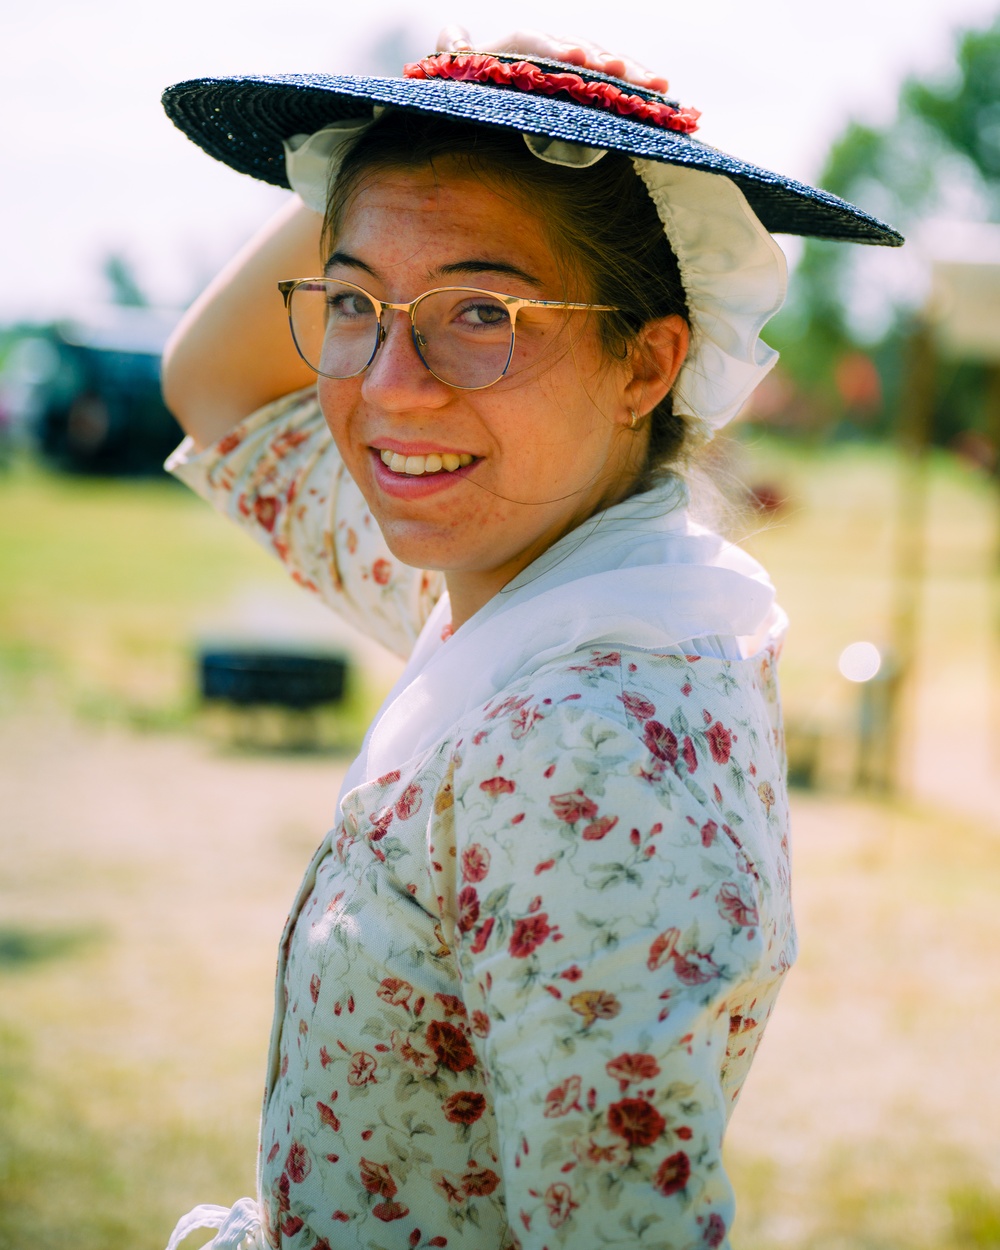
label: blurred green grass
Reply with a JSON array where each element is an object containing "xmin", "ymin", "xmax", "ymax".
[
  {"xmin": 0, "ymin": 459, "xmax": 376, "ymax": 741},
  {"xmin": 0, "ymin": 460, "xmax": 281, "ymax": 721},
  {"xmin": 1, "ymin": 442, "xmax": 998, "ymax": 1249}
]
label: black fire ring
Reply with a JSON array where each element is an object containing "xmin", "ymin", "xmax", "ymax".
[{"xmin": 198, "ymin": 649, "xmax": 348, "ymax": 710}]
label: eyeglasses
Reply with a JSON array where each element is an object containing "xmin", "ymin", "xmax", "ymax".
[{"xmin": 277, "ymin": 278, "xmax": 618, "ymax": 391}]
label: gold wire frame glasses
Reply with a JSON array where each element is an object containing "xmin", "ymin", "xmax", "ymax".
[{"xmin": 278, "ymin": 277, "xmax": 618, "ymax": 391}]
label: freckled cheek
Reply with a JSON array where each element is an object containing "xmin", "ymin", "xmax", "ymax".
[{"xmin": 318, "ymin": 382, "xmax": 364, "ymax": 457}]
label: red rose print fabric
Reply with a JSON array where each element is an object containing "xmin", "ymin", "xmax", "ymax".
[{"xmin": 167, "ymin": 393, "xmax": 795, "ymax": 1249}]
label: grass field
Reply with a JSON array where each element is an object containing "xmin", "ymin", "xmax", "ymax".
[{"xmin": 1, "ymin": 440, "xmax": 998, "ymax": 1249}]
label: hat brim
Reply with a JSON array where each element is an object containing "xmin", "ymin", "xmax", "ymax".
[{"xmin": 162, "ymin": 71, "xmax": 903, "ymax": 247}]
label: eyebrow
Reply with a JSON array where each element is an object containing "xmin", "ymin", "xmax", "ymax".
[
  {"xmin": 325, "ymin": 251, "xmax": 377, "ymax": 277},
  {"xmin": 438, "ymin": 259, "xmax": 543, "ymax": 287},
  {"xmin": 324, "ymin": 251, "xmax": 543, "ymax": 288}
]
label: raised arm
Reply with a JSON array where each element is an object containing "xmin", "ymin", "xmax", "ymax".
[
  {"xmin": 162, "ymin": 197, "xmax": 444, "ymax": 654},
  {"xmin": 161, "ymin": 197, "xmax": 321, "ymax": 449}
]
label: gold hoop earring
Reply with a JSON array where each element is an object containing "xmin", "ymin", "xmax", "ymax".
[{"xmin": 628, "ymin": 409, "xmax": 640, "ymax": 430}]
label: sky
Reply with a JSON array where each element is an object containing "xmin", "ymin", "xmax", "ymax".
[{"xmin": 2, "ymin": 0, "xmax": 999, "ymax": 321}]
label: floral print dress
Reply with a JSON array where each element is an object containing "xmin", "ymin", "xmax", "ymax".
[{"xmin": 167, "ymin": 390, "xmax": 795, "ymax": 1250}]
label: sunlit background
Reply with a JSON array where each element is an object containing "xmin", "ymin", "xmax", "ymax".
[{"xmin": 3, "ymin": 2, "xmax": 1000, "ymax": 1247}]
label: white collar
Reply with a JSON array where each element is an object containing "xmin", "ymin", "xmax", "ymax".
[{"xmin": 338, "ymin": 480, "xmax": 780, "ymax": 806}]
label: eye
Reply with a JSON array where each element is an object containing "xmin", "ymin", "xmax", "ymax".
[
  {"xmin": 452, "ymin": 295, "xmax": 511, "ymax": 330},
  {"xmin": 326, "ymin": 290, "xmax": 374, "ymax": 320}
]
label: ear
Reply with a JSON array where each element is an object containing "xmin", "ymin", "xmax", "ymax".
[{"xmin": 622, "ymin": 314, "xmax": 689, "ymax": 417}]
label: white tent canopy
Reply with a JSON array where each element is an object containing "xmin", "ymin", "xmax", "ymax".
[{"xmin": 921, "ymin": 220, "xmax": 1000, "ymax": 362}]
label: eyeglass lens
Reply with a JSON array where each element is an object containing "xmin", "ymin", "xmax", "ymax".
[{"xmin": 287, "ymin": 281, "xmax": 516, "ymax": 389}]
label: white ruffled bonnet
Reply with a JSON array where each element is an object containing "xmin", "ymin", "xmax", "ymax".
[{"xmin": 283, "ymin": 117, "xmax": 788, "ymax": 434}]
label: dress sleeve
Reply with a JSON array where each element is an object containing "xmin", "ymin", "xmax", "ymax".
[
  {"xmin": 165, "ymin": 388, "xmax": 444, "ymax": 659},
  {"xmin": 433, "ymin": 697, "xmax": 790, "ymax": 1250}
]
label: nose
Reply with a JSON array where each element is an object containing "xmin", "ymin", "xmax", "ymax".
[{"xmin": 360, "ymin": 307, "xmax": 451, "ymax": 410}]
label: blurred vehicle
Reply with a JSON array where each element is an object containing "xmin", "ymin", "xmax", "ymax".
[{"xmin": 9, "ymin": 306, "xmax": 183, "ymax": 475}]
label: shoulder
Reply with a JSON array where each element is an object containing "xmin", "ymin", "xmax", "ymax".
[
  {"xmin": 437, "ymin": 644, "xmax": 789, "ymax": 892},
  {"xmin": 450, "ymin": 642, "xmax": 780, "ymax": 787}
]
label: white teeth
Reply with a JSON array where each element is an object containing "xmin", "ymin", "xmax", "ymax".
[{"xmin": 378, "ymin": 449, "xmax": 474, "ymax": 476}]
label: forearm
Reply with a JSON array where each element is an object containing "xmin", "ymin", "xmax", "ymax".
[{"xmin": 161, "ymin": 196, "xmax": 323, "ymax": 449}]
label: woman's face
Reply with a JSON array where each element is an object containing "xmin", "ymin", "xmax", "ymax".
[{"xmin": 317, "ymin": 159, "xmax": 680, "ymax": 623}]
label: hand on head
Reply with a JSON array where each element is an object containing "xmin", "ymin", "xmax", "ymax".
[{"xmin": 435, "ymin": 26, "xmax": 670, "ymax": 94}]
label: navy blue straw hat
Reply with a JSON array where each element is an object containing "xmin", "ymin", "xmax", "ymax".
[{"xmin": 162, "ymin": 53, "xmax": 902, "ymax": 248}]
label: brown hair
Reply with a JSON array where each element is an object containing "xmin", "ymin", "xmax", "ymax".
[{"xmin": 322, "ymin": 112, "xmax": 693, "ymax": 479}]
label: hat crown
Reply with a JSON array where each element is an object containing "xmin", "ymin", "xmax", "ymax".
[
  {"xmin": 401, "ymin": 51, "xmax": 702, "ymax": 137},
  {"xmin": 462, "ymin": 51, "xmax": 684, "ymax": 108}
]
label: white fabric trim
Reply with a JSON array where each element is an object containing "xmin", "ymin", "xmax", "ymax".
[
  {"xmin": 522, "ymin": 132, "xmax": 607, "ymax": 166},
  {"xmin": 633, "ymin": 159, "xmax": 788, "ymax": 431},
  {"xmin": 337, "ymin": 480, "xmax": 783, "ymax": 806},
  {"xmin": 283, "ymin": 119, "xmax": 372, "ymax": 213},
  {"xmin": 164, "ymin": 1197, "xmax": 262, "ymax": 1250}
]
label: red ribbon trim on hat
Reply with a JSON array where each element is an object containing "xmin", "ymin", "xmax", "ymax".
[{"xmin": 402, "ymin": 53, "xmax": 701, "ymax": 135}]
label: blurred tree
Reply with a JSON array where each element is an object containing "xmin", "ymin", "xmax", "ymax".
[
  {"xmin": 358, "ymin": 24, "xmax": 421, "ymax": 76},
  {"xmin": 102, "ymin": 252, "xmax": 148, "ymax": 308},
  {"xmin": 767, "ymin": 17, "xmax": 1000, "ymax": 445}
]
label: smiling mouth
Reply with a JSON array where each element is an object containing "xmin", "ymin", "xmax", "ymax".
[{"xmin": 378, "ymin": 449, "xmax": 475, "ymax": 476}]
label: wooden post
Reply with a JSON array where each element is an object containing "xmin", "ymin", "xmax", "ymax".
[
  {"xmin": 882, "ymin": 321, "xmax": 935, "ymax": 793},
  {"xmin": 986, "ymin": 364, "xmax": 1000, "ymax": 771}
]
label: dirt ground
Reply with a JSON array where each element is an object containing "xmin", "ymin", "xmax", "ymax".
[{"xmin": 2, "ymin": 706, "xmax": 999, "ymax": 1249}]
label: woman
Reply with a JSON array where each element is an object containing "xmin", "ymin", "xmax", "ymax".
[{"xmin": 160, "ymin": 32, "xmax": 901, "ymax": 1250}]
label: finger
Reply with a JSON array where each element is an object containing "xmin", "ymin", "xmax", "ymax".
[
  {"xmin": 596, "ymin": 55, "xmax": 629, "ymax": 77},
  {"xmin": 592, "ymin": 51, "xmax": 670, "ymax": 92},
  {"xmin": 530, "ymin": 34, "xmax": 606, "ymax": 66},
  {"xmin": 436, "ymin": 24, "xmax": 473, "ymax": 52},
  {"xmin": 465, "ymin": 28, "xmax": 592, "ymax": 65},
  {"xmin": 433, "ymin": 27, "xmax": 670, "ymax": 92},
  {"xmin": 529, "ymin": 40, "xmax": 670, "ymax": 92},
  {"xmin": 482, "ymin": 29, "xmax": 581, "ymax": 60}
]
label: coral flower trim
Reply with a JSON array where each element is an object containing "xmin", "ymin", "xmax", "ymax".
[{"xmin": 403, "ymin": 53, "xmax": 701, "ymax": 135}]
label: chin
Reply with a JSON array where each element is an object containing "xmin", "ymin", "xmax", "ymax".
[{"xmin": 375, "ymin": 519, "xmax": 464, "ymax": 573}]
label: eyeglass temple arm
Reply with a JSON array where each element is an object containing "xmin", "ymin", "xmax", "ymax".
[{"xmin": 277, "ymin": 279, "xmax": 617, "ymax": 315}]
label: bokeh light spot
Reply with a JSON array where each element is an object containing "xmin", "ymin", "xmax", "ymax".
[{"xmin": 838, "ymin": 641, "xmax": 883, "ymax": 683}]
